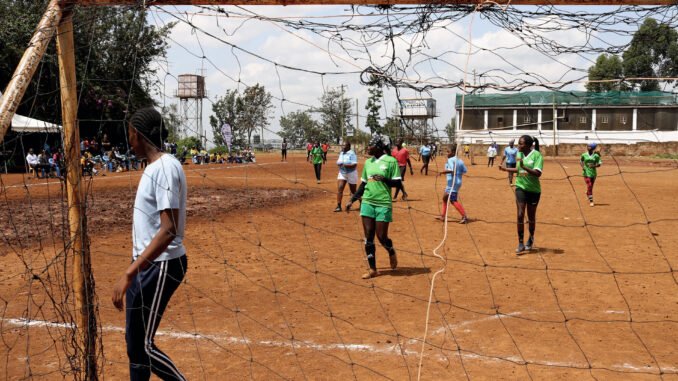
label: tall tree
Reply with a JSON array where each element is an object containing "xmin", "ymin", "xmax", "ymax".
[
  {"xmin": 240, "ymin": 84, "xmax": 273, "ymax": 146},
  {"xmin": 622, "ymin": 18, "xmax": 678, "ymax": 91},
  {"xmin": 161, "ymin": 104, "xmax": 182, "ymax": 142},
  {"xmin": 586, "ymin": 54, "xmax": 625, "ymax": 92},
  {"xmin": 364, "ymin": 86, "xmax": 383, "ymax": 134},
  {"xmin": 317, "ymin": 88, "xmax": 353, "ymax": 144},
  {"xmin": 209, "ymin": 89, "xmax": 244, "ymax": 148},
  {"xmin": 279, "ymin": 110, "xmax": 319, "ymax": 148},
  {"xmin": 445, "ymin": 116, "xmax": 457, "ymax": 142},
  {"xmin": 0, "ymin": 1, "xmax": 175, "ymax": 141}
]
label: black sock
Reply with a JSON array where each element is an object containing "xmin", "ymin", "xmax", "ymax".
[
  {"xmin": 383, "ymin": 238, "xmax": 396, "ymax": 256},
  {"xmin": 365, "ymin": 240, "xmax": 376, "ymax": 270},
  {"xmin": 518, "ymin": 230, "xmax": 524, "ymax": 243}
]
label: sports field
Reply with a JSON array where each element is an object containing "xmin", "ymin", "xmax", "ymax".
[{"xmin": 1, "ymin": 152, "xmax": 677, "ymax": 380}]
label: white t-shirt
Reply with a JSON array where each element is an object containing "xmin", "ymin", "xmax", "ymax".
[
  {"xmin": 487, "ymin": 146, "xmax": 497, "ymax": 158},
  {"xmin": 132, "ymin": 153, "xmax": 187, "ymax": 261},
  {"xmin": 26, "ymin": 153, "xmax": 38, "ymax": 166}
]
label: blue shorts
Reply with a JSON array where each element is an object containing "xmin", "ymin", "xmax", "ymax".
[{"xmin": 444, "ymin": 191, "xmax": 458, "ymax": 201}]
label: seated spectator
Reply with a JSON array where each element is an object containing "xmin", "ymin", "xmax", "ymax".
[
  {"xmin": 190, "ymin": 147, "xmax": 199, "ymax": 164},
  {"xmin": 38, "ymin": 150, "xmax": 52, "ymax": 178},
  {"xmin": 26, "ymin": 148, "xmax": 40, "ymax": 178}
]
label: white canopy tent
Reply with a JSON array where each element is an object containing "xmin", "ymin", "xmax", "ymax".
[
  {"xmin": 10, "ymin": 113, "xmax": 62, "ymax": 133},
  {"xmin": 0, "ymin": 90, "xmax": 62, "ymax": 133}
]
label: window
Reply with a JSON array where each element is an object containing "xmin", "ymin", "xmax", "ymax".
[
  {"xmin": 620, "ymin": 116, "xmax": 627, "ymax": 124},
  {"xmin": 524, "ymin": 116, "xmax": 531, "ymax": 123},
  {"xmin": 601, "ymin": 116, "xmax": 609, "ymax": 124},
  {"xmin": 497, "ymin": 117, "xmax": 504, "ymax": 123},
  {"xmin": 579, "ymin": 116, "xmax": 587, "ymax": 124}
]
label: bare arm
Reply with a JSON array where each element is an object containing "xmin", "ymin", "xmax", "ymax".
[{"xmin": 112, "ymin": 208, "xmax": 180, "ymax": 310}]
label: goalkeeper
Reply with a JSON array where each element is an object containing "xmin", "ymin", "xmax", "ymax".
[{"xmin": 345, "ymin": 134, "xmax": 403, "ymax": 279}]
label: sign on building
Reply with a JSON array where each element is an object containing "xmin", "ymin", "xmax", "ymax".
[{"xmin": 398, "ymin": 98, "xmax": 437, "ymax": 118}]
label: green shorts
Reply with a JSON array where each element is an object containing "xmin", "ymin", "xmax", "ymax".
[{"xmin": 360, "ymin": 203, "xmax": 393, "ymax": 222}]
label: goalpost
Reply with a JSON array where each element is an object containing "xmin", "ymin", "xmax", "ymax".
[{"xmin": 0, "ymin": 0, "xmax": 672, "ymax": 379}]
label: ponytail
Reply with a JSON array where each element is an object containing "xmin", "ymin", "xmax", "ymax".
[{"xmin": 519, "ymin": 135, "xmax": 539, "ymax": 151}]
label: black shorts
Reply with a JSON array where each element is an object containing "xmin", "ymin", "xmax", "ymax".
[
  {"xmin": 422, "ymin": 155, "xmax": 431, "ymax": 164},
  {"xmin": 506, "ymin": 162, "xmax": 516, "ymax": 169},
  {"xmin": 515, "ymin": 188, "xmax": 541, "ymax": 205},
  {"xmin": 399, "ymin": 165, "xmax": 407, "ymax": 180}
]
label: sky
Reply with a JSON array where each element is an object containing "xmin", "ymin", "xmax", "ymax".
[{"xmin": 144, "ymin": 4, "xmax": 644, "ymax": 148}]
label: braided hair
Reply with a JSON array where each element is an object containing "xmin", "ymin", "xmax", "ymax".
[
  {"xmin": 130, "ymin": 107, "xmax": 168, "ymax": 148},
  {"xmin": 368, "ymin": 133, "xmax": 391, "ymax": 156}
]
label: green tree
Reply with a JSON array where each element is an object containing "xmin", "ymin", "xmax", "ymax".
[
  {"xmin": 240, "ymin": 84, "xmax": 273, "ymax": 146},
  {"xmin": 161, "ymin": 104, "xmax": 182, "ymax": 141},
  {"xmin": 279, "ymin": 110, "xmax": 317, "ymax": 148},
  {"xmin": 209, "ymin": 89, "xmax": 244, "ymax": 149},
  {"xmin": 317, "ymin": 88, "xmax": 353, "ymax": 144},
  {"xmin": 0, "ymin": 1, "xmax": 175, "ymax": 141},
  {"xmin": 445, "ymin": 116, "xmax": 457, "ymax": 142},
  {"xmin": 382, "ymin": 116, "xmax": 403, "ymax": 138},
  {"xmin": 622, "ymin": 18, "xmax": 678, "ymax": 91},
  {"xmin": 586, "ymin": 54, "xmax": 625, "ymax": 92},
  {"xmin": 364, "ymin": 86, "xmax": 383, "ymax": 134}
]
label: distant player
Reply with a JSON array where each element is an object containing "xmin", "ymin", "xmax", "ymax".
[
  {"xmin": 464, "ymin": 144, "xmax": 470, "ymax": 158},
  {"xmin": 500, "ymin": 139, "xmax": 519, "ymax": 186},
  {"xmin": 306, "ymin": 141, "xmax": 313, "ymax": 162},
  {"xmin": 487, "ymin": 143, "xmax": 497, "ymax": 167},
  {"xmin": 111, "ymin": 107, "xmax": 187, "ymax": 380},
  {"xmin": 346, "ymin": 133, "xmax": 401, "ymax": 279},
  {"xmin": 437, "ymin": 143, "xmax": 468, "ymax": 223},
  {"xmin": 499, "ymin": 135, "xmax": 542, "ymax": 253},
  {"xmin": 321, "ymin": 141, "xmax": 330, "ymax": 164},
  {"xmin": 392, "ymin": 138, "xmax": 413, "ymax": 201},
  {"xmin": 335, "ymin": 141, "xmax": 358, "ymax": 212},
  {"xmin": 281, "ymin": 138, "xmax": 288, "ymax": 161},
  {"xmin": 310, "ymin": 142, "xmax": 323, "ymax": 184},
  {"xmin": 580, "ymin": 142, "xmax": 601, "ymax": 207},
  {"xmin": 419, "ymin": 142, "xmax": 432, "ymax": 175}
]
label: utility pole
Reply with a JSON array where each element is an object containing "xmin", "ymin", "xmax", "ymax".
[
  {"xmin": 355, "ymin": 98, "xmax": 358, "ymax": 138},
  {"xmin": 340, "ymin": 84, "xmax": 345, "ymax": 142},
  {"xmin": 552, "ymin": 93, "xmax": 557, "ymax": 157}
]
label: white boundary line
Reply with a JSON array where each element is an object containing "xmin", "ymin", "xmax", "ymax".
[{"xmin": 3, "ymin": 314, "xmax": 676, "ymax": 374}]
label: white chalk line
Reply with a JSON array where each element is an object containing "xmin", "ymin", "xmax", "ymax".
[
  {"xmin": 1, "ymin": 162, "xmax": 286, "ymax": 189},
  {"xmin": 3, "ymin": 313, "xmax": 676, "ymax": 374}
]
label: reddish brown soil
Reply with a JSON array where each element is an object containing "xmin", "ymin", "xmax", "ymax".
[{"xmin": 1, "ymin": 153, "xmax": 677, "ymax": 380}]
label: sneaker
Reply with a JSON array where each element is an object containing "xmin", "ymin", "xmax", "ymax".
[
  {"xmin": 362, "ymin": 269, "xmax": 378, "ymax": 279},
  {"xmin": 459, "ymin": 216, "xmax": 468, "ymax": 224},
  {"xmin": 525, "ymin": 237, "xmax": 533, "ymax": 250},
  {"xmin": 333, "ymin": 205, "xmax": 342, "ymax": 212},
  {"xmin": 401, "ymin": 194, "xmax": 408, "ymax": 201},
  {"xmin": 516, "ymin": 243, "xmax": 526, "ymax": 253},
  {"xmin": 316, "ymin": 180, "xmax": 320, "ymax": 184},
  {"xmin": 389, "ymin": 252, "xmax": 397, "ymax": 270},
  {"xmin": 589, "ymin": 201, "xmax": 594, "ymax": 207}
]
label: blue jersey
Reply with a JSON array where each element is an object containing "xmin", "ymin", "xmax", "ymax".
[
  {"xmin": 337, "ymin": 150, "xmax": 357, "ymax": 174},
  {"xmin": 504, "ymin": 147, "xmax": 518, "ymax": 164},
  {"xmin": 445, "ymin": 157, "xmax": 467, "ymax": 193},
  {"xmin": 420, "ymin": 145, "xmax": 431, "ymax": 156}
]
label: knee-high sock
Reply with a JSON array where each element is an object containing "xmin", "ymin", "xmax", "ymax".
[
  {"xmin": 452, "ymin": 201, "xmax": 466, "ymax": 217},
  {"xmin": 365, "ymin": 240, "xmax": 376, "ymax": 270},
  {"xmin": 383, "ymin": 238, "xmax": 396, "ymax": 256}
]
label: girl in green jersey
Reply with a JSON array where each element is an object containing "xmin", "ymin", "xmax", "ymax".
[
  {"xmin": 580, "ymin": 142, "xmax": 601, "ymax": 207},
  {"xmin": 499, "ymin": 135, "xmax": 543, "ymax": 253},
  {"xmin": 346, "ymin": 134, "xmax": 403, "ymax": 279}
]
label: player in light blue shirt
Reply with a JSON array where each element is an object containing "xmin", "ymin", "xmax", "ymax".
[
  {"xmin": 335, "ymin": 141, "xmax": 359, "ymax": 212},
  {"xmin": 419, "ymin": 142, "xmax": 432, "ymax": 175},
  {"xmin": 437, "ymin": 144, "xmax": 468, "ymax": 223},
  {"xmin": 500, "ymin": 139, "xmax": 519, "ymax": 186}
]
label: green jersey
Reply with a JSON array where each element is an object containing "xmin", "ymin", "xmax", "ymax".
[
  {"xmin": 515, "ymin": 150, "xmax": 543, "ymax": 193},
  {"xmin": 580, "ymin": 152, "xmax": 601, "ymax": 178},
  {"xmin": 361, "ymin": 155, "xmax": 401, "ymax": 208},
  {"xmin": 311, "ymin": 147, "xmax": 323, "ymax": 164}
]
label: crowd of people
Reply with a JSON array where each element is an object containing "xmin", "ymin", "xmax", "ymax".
[{"xmin": 188, "ymin": 146, "xmax": 256, "ymax": 165}]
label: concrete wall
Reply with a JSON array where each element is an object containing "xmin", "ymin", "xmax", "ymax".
[{"xmin": 458, "ymin": 141, "xmax": 678, "ymax": 158}]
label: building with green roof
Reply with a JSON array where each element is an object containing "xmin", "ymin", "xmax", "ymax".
[{"xmin": 454, "ymin": 91, "xmax": 678, "ymax": 144}]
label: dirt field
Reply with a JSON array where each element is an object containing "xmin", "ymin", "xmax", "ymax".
[{"xmin": 1, "ymin": 152, "xmax": 677, "ymax": 380}]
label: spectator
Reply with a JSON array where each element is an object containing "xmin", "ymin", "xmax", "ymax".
[
  {"xmin": 26, "ymin": 148, "xmax": 40, "ymax": 178},
  {"xmin": 101, "ymin": 133, "xmax": 112, "ymax": 153}
]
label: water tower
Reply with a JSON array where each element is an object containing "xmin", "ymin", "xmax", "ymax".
[
  {"xmin": 396, "ymin": 98, "xmax": 437, "ymax": 143},
  {"xmin": 175, "ymin": 74, "xmax": 207, "ymax": 147}
]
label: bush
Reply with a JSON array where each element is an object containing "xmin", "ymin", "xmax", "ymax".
[
  {"xmin": 208, "ymin": 146, "xmax": 231, "ymax": 155},
  {"xmin": 176, "ymin": 137, "xmax": 201, "ymax": 157}
]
